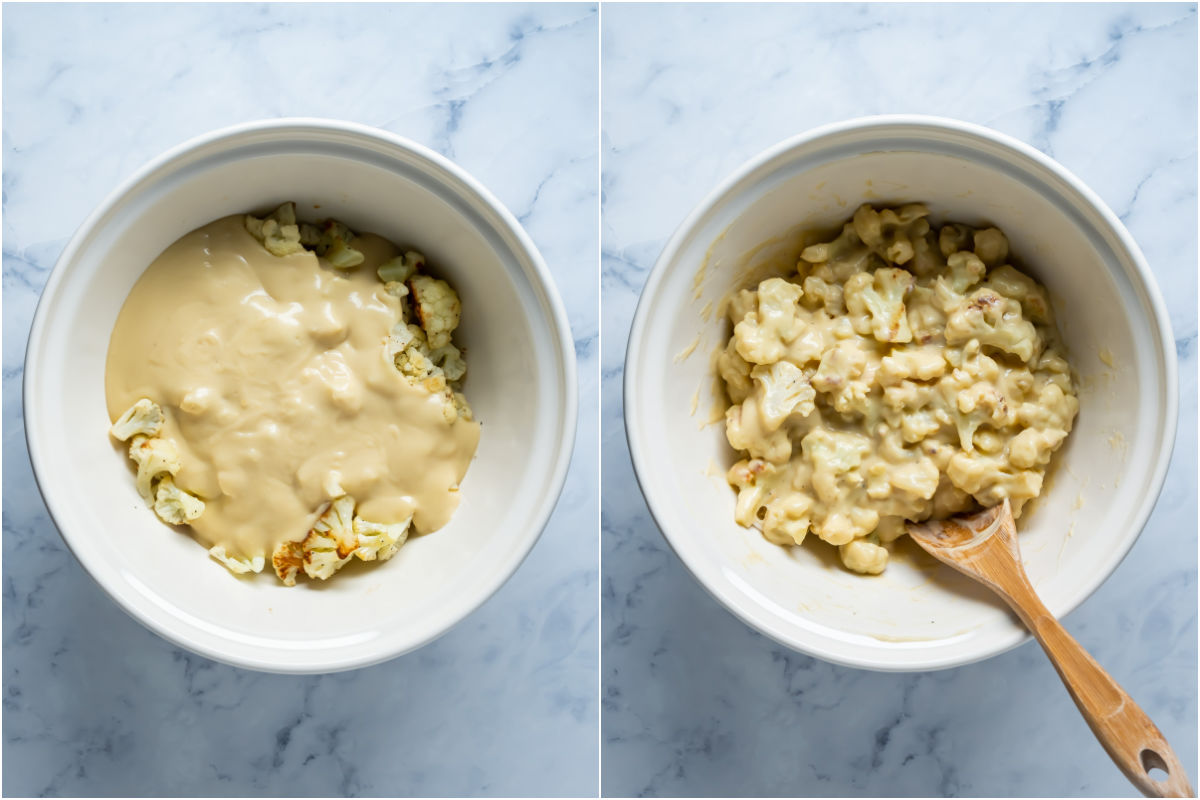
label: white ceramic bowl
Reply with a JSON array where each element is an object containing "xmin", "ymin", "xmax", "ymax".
[
  {"xmin": 625, "ymin": 116, "xmax": 1177, "ymax": 671},
  {"xmin": 25, "ymin": 119, "xmax": 577, "ymax": 673}
]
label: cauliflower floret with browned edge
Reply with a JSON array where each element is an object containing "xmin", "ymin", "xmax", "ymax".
[
  {"xmin": 982, "ymin": 264, "xmax": 1052, "ymax": 324},
  {"xmin": 153, "ymin": 475, "xmax": 205, "ymax": 524},
  {"xmin": 352, "ymin": 516, "xmax": 411, "ymax": 562},
  {"xmin": 945, "ymin": 288, "xmax": 1042, "ymax": 363},
  {"xmin": 934, "ymin": 251, "xmax": 987, "ymax": 307},
  {"xmin": 128, "ymin": 434, "xmax": 181, "ymax": 503},
  {"xmin": 844, "ymin": 267, "xmax": 915, "ymax": 343},
  {"xmin": 409, "ymin": 274, "xmax": 461, "ymax": 350},
  {"xmin": 301, "ymin": 495, "xmax": 358, "ymax": 581},
  {"xmin": 272, "ymin": 541, "xmax": 304, "ymax": 586},
  {"xmin": 111, "ymin": 398, "xmax": 165, "ymax": 441},
  {"xmin": 209, "ymin": 545, "xmax": 265, "ymax": 575}
]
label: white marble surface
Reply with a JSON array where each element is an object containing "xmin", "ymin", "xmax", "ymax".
[
  {"xmin": 3, "ymin": 4, "xmax": 597, "ymax": 797},
  {"xmin": 601, "ymin": 4, "xmax": 1196, "ymax": 797}
]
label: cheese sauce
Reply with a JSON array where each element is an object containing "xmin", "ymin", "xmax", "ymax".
[{"xmin": 105, "ymin": 215, "xmax": 480, "ymax": 558}]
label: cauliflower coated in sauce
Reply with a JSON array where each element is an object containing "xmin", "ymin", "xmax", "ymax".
[{"xmin": 721, "ymin": 204, "xmax": 1078, "ymax": 574}]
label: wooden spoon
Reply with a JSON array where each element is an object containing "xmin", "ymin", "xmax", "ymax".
[{"xmin": 908, "ymin": 500, "xmax": 1193, "ymax": 797}]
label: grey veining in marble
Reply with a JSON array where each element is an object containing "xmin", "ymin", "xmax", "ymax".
[
  {"xmin": 601, "ymin": 4, "xmax": 1196, "ymax": 796},
  {"xmin": 3, "ymin": 3, "xmax": 598, "ymax": 797}
]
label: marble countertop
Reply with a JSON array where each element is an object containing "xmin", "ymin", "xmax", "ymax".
[
  {"xmin": 601, "ymin": 3, "xmax": 1196, "ymax": 797},
  {"xmin": 3, "ymin": 4, "xmax": 597, "ymax": 797}
]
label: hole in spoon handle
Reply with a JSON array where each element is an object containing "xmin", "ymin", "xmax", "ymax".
[{"xmin": 1137, "ymin": 746, "xmax": 1193, "ymax": 798}]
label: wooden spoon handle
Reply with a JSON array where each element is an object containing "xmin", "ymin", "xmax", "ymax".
[{"xmin": 1001, "ymin": 578, "xmax": 1193, "ymax": 797}]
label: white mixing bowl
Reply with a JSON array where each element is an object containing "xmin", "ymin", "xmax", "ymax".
[
  {"xmin": 625, "ymin": 116, "xmax": 1177, "ymax": 671},
  {"xmin": 25, "ymin": 119, "xmax": 578, "ymax": 673}
]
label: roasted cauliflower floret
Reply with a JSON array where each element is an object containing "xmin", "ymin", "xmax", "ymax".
[
  {"xmin": 209, "ymin": 545, "xmax": 265, "ymax": 575},
  {"xmin": 727, "ymin": 458, "xmax": 778, "ymax": 527},
  {"xmin": 946, "ymin": 451, "xmax": 1043, "ymax": 515},
  {"xmin": 726, "ymin": 401, "xmax": 792, "ymax": 464},
  {"xmin": 409, "ymin": 275, "xmax": 461, "ymax": 350},
  {"xmin": 301, "ymin": 495, "xmax": 358, "ymax": 581},
  {"xmin": 732, "ymin": 278, "xmax": 805, "ymax": 364},
  {"xmin": 111, "ymin": 398, "xmax": 165, "ymax": 441},
  {"xmin": 718, "ymin": 339, "xmax": 755, "ymax": 405},
  {"xmin": 305, "ymin": 219, "xmax": 365, "ymax": 268},
  {"xmin": 811, "ymin": 340, "xmax": 867, "ymax": 393},
  {"xmin": 128, "ymin": 434, "xmax": 182, "ymax": 503},
  {"xmin": 945, "ymin": 288, "xmax": 1042, "ymax": 363},
  {"xmin": 851, "ymin": 203, "xmax": 929, "ymax": 265},
  {"xmin": 429, "ymin": 344, "xmax": 466, "ymax": 382},
  {"xmin": 245, "ymin": 202, "xmax": 305, "ymax": 257},
  {"xmin": 378, "ymin": 251, "xmax": 426, "ymax": 284},
  {"xmin": 352, "ymin": 516, "xmax": 411, "ymax": 562},
  {"xmin": 972, "ymin": 227, "xmax": 1009, "ymax": 268},
  {"xmin": 720, "ymin": 206, "xmax": 1076, "ymax": 575},
  {"xmin": 936, "ymin": 250, "xmax": 987, "ymax": 300},
  {"xmin": 844, "ymin": 267, "xmax": 915, "ymax": 343},
  {"xmin": 750, "ymin": 361, "xmax": 815, "ymax": 431},
  {"xmin": 878, "ymin": 347, "xmax": 946, "ymax": 386},
  {"xmin": 799, "ymin": 275, "xmax": 845, "ymax": 314},
  {"xmin": 761, "ymin": 494, "xmax": 813, "ymax": 546},
  {"xmin": 387, "ymin": 323, "xmax": 442, "ymax": 386},
  {"xmin": 153, "ymin": 475, "xmax": 205, "ymax": 524},
  {"xmin": 385, "ymin": 322, "xmax": 471, "ymax": 420},
  {"xmin": 1008, "ymin": 427, "xmax": 1069, "ymax": 470},
  {"xmin": 272, "ymin": 541, "xmax": 304, "ymax": 587},
  {"xmin": 982, "ymin": 264, "xmax": 1052, "ymax": 324}
]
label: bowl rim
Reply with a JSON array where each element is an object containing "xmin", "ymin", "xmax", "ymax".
[
  {"xmin": 623, "ymin": 113, "xmax": 1179, "ymax": 672},
  {"xmin": 24, "ymin": 117, "xmax": 579, "ymax": 673}
]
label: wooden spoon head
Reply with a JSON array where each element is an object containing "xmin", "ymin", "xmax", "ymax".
[{"xmin": 906, "ymin": 499, "xmax": 1020, "ymax": 583}]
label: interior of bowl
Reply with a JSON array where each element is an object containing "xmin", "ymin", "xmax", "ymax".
[
  {"xmin": 26, "ymin": 124, "xmax": 574, "ymax": 672},
  {"xmin": 626, "ymin": 122, "xmax": 1174, "ymax": 671}
]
